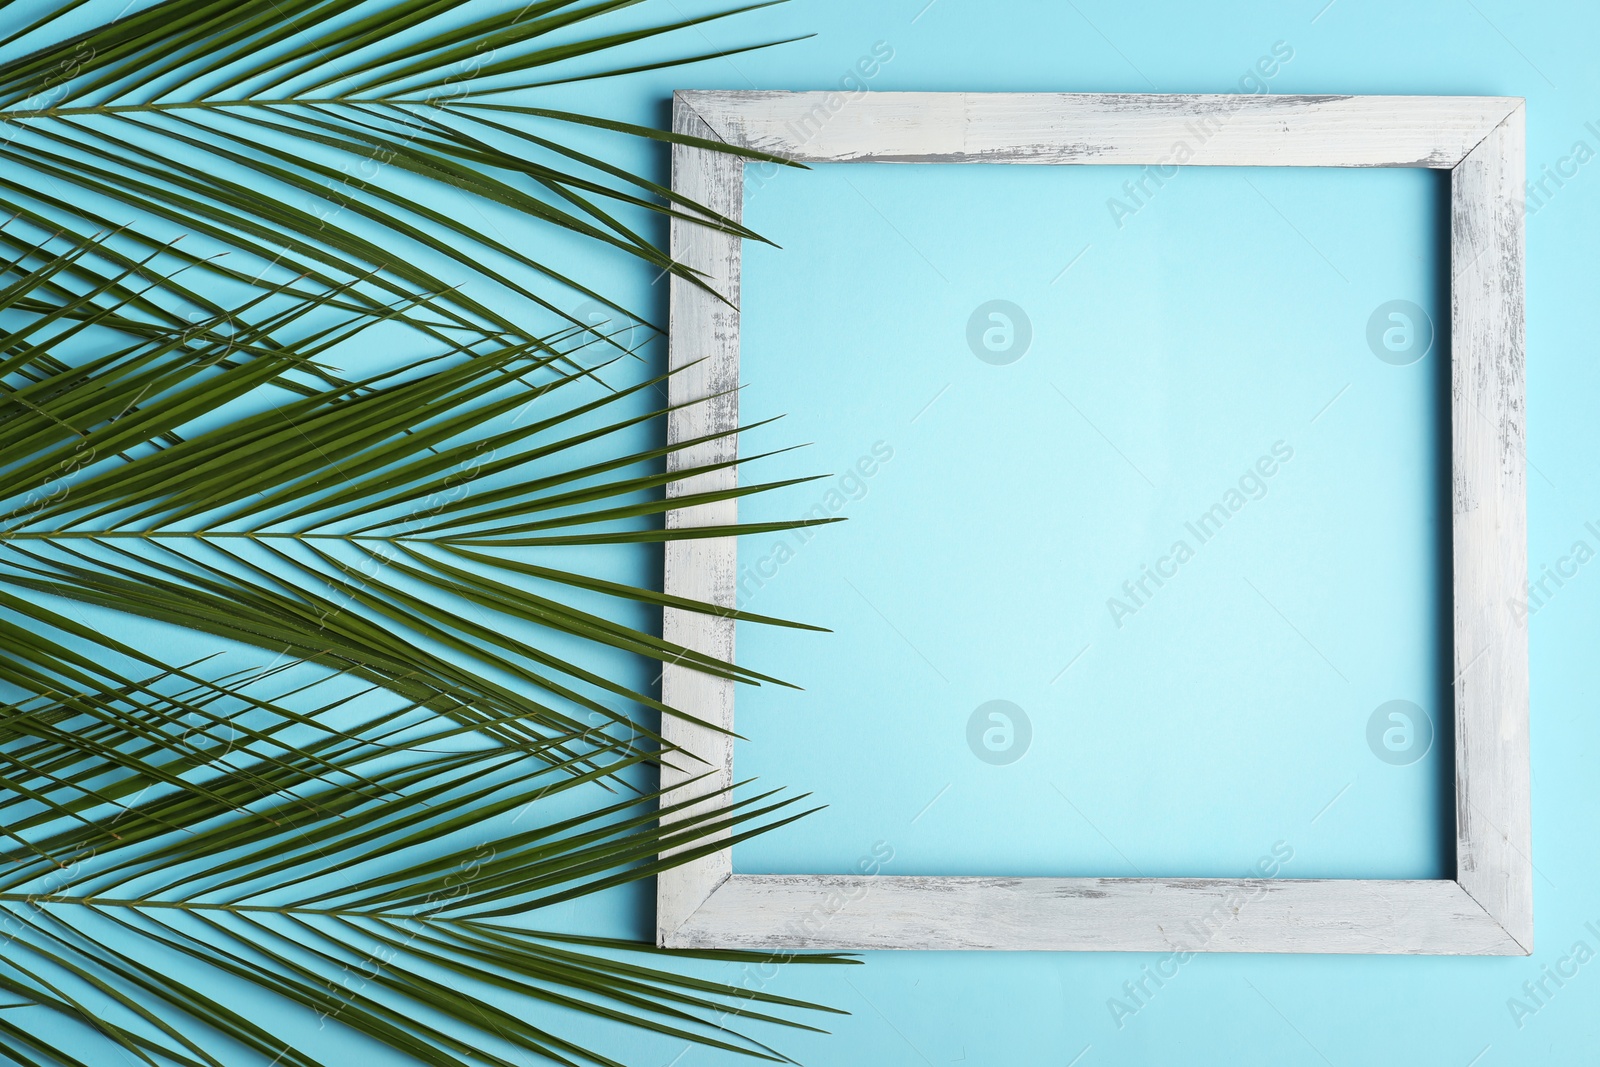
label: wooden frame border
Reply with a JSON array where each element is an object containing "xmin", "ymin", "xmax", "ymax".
[{"xmin": 659, "ymin": 92, "xmax": 1530, "ymax": 954}]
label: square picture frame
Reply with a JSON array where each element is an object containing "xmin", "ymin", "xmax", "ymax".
[{"xmin": 657, "ymin": 91, "xmax": 1530, "ymax": 955}]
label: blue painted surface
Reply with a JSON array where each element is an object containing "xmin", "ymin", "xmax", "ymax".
[
  {"xmin": 670, "ymin": 2, "xmax": 1599, "ymax": 1064},
  {"xmin": 9, "ymin": 0, "xmax": 1600, "ymax": 1063},
  {"xmin": 737, "ymin": 161, "xmax": 1450, "ymax": 884}
]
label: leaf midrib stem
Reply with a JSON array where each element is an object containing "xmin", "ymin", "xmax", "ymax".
[
  {"xmin": 0, "ymin": 99, "xmax": 428, "ymax": 121},
  {"xmin": 0, "ymin": 532, "xmax": 410, "ymax": 541},
  {"xmin": 0, "ymin": 892, "xmax": 449, "ymax": 920}
]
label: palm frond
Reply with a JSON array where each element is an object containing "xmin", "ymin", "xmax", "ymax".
[
  {"xmin": 0, "ymin": 664, "xmax": 847, "ymax": 1067},
  {"xmin": 1, "ymin": 237, "xmax": 832, "ymax": 765},
  {"xmin": 0, "ymin": 0, "xmax": 806, "ymax": 344},
  {"xmin": 0, "ymin": 0, "xmax": 844, "ymax": 1060},
  {"xmin": 0, "ymin": 215, "xmax": 843, "ymax": 1061}
]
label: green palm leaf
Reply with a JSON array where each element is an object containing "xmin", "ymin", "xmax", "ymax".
[
  {"xmin": 0, "ymin": 0, "xmax": 805, "ymax": 343},
  {"xmin": 0, "ymin": 0, "xmax": 846, "ymax": 1061}
]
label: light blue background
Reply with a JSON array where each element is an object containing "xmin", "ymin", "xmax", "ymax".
[
  {"xmin": 644, "ymin": 2, "xmax": 1599, "ymax": 1065},
  {"xmin": 737, "ymin": 161, "xmax": 1452, "ymax": 883},
  {"xmin": 12, "ymin": 0, "xmax": 1600, "ymax": 1065}
]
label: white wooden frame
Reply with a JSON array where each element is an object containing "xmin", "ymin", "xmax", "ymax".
[{"xmin": 659, "ymin": 92, "xmax": 1529, "ymax": 954}]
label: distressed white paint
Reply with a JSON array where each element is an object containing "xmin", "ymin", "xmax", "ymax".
[
  {"xmin": 678, "ymin": 91, "xmax": 1522, "ymax": 168},
  {"xmin": 657, "ymin": 98, "xmax": 742, "ymax": 946},
  {"xmin": 673, "ymin": 876, "xmax": 1525, "ymax": 955},
  {"xmin": 660, "ymin": 92, "xmax": 1530, "ymax": 955},
  {"xmin": 1450, "ymin": 104, "xmax": 1533, "ymax": 953}
]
